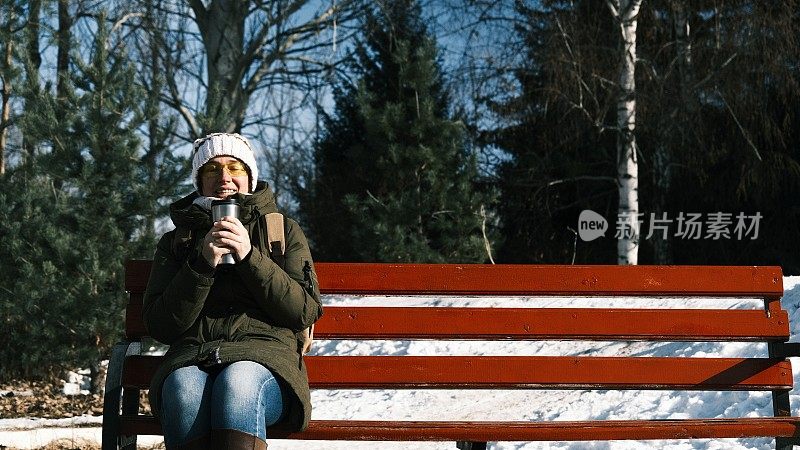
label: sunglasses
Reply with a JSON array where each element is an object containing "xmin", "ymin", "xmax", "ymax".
[{"xmin": 199, "ymin": 161, "xmax": 249, "ymax": 178}]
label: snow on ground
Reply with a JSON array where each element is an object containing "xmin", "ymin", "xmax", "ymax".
[{"xmin": 2, "ymin": 276, "xmax": 799, "ymax": 449}]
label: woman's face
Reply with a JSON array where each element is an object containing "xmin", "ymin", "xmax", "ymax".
[{"xmin": 199, "ymin": 156, "xmax": 250, "ymax": 198}]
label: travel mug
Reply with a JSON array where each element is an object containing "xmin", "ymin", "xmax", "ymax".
[{"xmin": 211, "ymin": 198, "xmax": 240, "ymax": 265}]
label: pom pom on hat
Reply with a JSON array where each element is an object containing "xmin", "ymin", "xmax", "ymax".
[{"xmin": 192, "ymin": 133, "xmax": 259, "ymax": 193}]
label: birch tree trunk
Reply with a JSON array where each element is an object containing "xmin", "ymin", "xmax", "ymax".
[{"xmin": 608, "ymin": 0, "xmax": 643, "ymax": 265}]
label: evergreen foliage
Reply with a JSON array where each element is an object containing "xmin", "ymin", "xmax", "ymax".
[
  {"xmin": 0, "ymin": 13, "xmax": 182, "ymax": 382},
  {"xmin": 305, "ymin": 0, "xmax": 489, "ymax": 262}
]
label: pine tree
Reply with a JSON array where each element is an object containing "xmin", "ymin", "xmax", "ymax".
[
  {"xmin": 0, "ymin": 12, "xmax": 180, "ymax": 387},
  {"xmin": 305, "ymin": 0, "xmax": 488, "ymax": 262}
]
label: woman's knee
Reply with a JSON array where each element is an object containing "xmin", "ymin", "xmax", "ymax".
[
  {"xmin": 212, "ymin": 361, "xmax": 286, "ymax": 432},
  {"xmin": 160, "ymin": 366, "xmax": 213, "ymax": 446},
  {"xmin": 162, "ymin": 365, "xmax": 210, "ymax": 411},
  {"xmin": 214, "ymin": 361, "xmax": 275, "ymax": 398}
]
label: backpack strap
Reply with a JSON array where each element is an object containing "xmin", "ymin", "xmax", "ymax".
[
  {"xmin": 265, "ymin": 212, "xmax": 286, "ymax": 270},
  {"xmin": 299, "ymin": 326, "xmax": 314, "ymax": 355},
  {"xmin": 264, "ymin": 212, "xmax": 314, "ymax": 354}
]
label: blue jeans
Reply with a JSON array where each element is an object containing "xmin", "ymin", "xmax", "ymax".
[{"xmin": 160, "ymin": 360, "xmax": 286, "ymax": 447}]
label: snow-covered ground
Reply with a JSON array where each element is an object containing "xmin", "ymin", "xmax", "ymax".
[{"xmin": 2, "ymin": 276, "xmax": 799, "ymax": 449}]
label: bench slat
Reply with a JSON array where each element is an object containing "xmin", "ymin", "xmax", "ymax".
[
  {"xmin": 315, "ymin": 263, "xmax": 784, "ymax": 297},
  {"xmin": 125, "ymin": 305, "xmax": 790, "ymax": 341},
  {"xmin": 118, "ymin": 416, "xmax": 800, "ymax": 441},
  {"xmin": 312, "ymin": 307, "xmax": 789, "ymax": 341},
  {"xmin": 124, "ymin": 260, "xmax": 783, "ymax": 298},
  {"xmin": 121, "ymin": 355, "xmax": 793, "ymax": 390},
  {"xmin": 281, "ymin": 418, "xmax": 800, "ymax": 441},
  {"xmin": 307, "ymin": 356, "xmax": 793, "ymax": 390}
]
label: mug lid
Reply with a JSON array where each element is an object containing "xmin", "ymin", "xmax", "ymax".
[{"xmin": 211, "ymin": 198, "xmax": 238, "ymax": 205}]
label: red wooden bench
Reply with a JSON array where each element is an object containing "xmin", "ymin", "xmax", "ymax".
[{"xmin": 103, "ymin": 261, "xmax": 800, "ymax": 449}]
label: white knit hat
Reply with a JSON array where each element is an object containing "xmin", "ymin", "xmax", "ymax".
[{"xmin": 192, "ymin": 133, "xmax": 259, "ymax": 193}]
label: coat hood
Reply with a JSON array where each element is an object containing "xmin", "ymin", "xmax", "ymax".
[{"xmin": 169, "ymin": 181, "xmax": 279, "ymax": 230}]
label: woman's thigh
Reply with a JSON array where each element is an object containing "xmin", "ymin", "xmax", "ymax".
[
  {"xmin": 160, "ymin": 365, "xmax": 214, "ymax": 445},
  {"xmin": 210, "ymin": 360, "xmax": 286, "ymax": 438}
]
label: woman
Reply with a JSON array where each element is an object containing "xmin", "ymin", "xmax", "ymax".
[{"xmin": 143, "ymin": 132, "xmax": 322, "ymax": 449}]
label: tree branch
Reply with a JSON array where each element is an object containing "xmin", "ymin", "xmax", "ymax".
[
  {"xmin": 241, "ymin": 0, "xmax": 308, "ymax": 68},
  {"xmin": 188, "ymin": 0, "xmax": 207, "ymax": 35},
  {"xmin": 717, "ymin": 88, "xmax": 762, "ymax": 161},
  {"xmin": 243, "ymin": 1, "xmax": 343, "ymax": 96},
  {"xmin": 606, "ymin": 0, "xmax": 619, "ymax": 19},
  {"xmin": 479, "ymin": 204, "xmax": 495, "ymax": 264}
]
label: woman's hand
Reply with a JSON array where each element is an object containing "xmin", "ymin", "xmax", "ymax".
[{"xmin": 201, "ymin": 216, "xmax": 252, "ymax": 267}]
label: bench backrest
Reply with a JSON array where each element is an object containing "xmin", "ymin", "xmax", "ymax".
[{"xmin": 122, "ymin": 261, "xmax": 790, "ymax": 395}]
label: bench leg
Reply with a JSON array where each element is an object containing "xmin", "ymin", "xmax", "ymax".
[
  {"xmin": 456, "ymin": 442, "xmax": 488, "ymax": 450},
  {"xmin": 119, "ymin": 384, "xmax": 140, "ymax": 450},
  {"xmin": 768, "ymin": 340, "xmax": 795, "ymax": 449},
  {"xmin": 772, "ymin": 389, "xmax": 795, "ymax": 450},
  {"xmin": 102, "ymin": 341, "xmax": 141, "ymax": 450}
]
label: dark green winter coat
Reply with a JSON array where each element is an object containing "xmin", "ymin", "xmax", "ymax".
[{"xmin": 143, "ymin": 182, "xmax": 322, "ymax": 431}]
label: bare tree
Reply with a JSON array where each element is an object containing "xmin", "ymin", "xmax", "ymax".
[
  {"xmin": 0, "ymin": 0, "xmax": 43, "ymax": 172},
  {"xmin": 131, "ymin": 0, "xmax": 365, "ymax": 139},
  {"xmin": 56, "ymin": 0, "xmax": 73, "ymax": 100},
  {"xmin": 425, "ymin": 0, "xmax": 525, "ymax": 172},
  {"xmin": 255, "ymin": 83, "xmax": 309, "ymax": 208},
  {"xmin": 607, "ymin": 0, "xmax": 643, "ymax": 265},
  {"xmin": 0, "ymin": 0, "xmax": 25, "ymax": 175},
  {"xmin": 648, "ymin": 0, "xmax": 692, "ymax": 264},
  {"xmin": 21, "ymin": 0, "xmax": 42, "ymax": 159},
  {"xmin": 1, "ymin": 26, "xmax": 11, "ymax": 175}
]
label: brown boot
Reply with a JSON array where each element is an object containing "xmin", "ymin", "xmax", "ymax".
[
  {"xmin": 174, "ymin": 434, "xmax": 210, "ymax": 450},
  {"xmin": 211, "ymin": 428, "xmax": 268, "ymax": 450}
]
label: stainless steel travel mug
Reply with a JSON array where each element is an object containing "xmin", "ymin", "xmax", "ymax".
[{"xmin": 211, "ymin": 198, "xmax": 240, "ymax": 265}]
